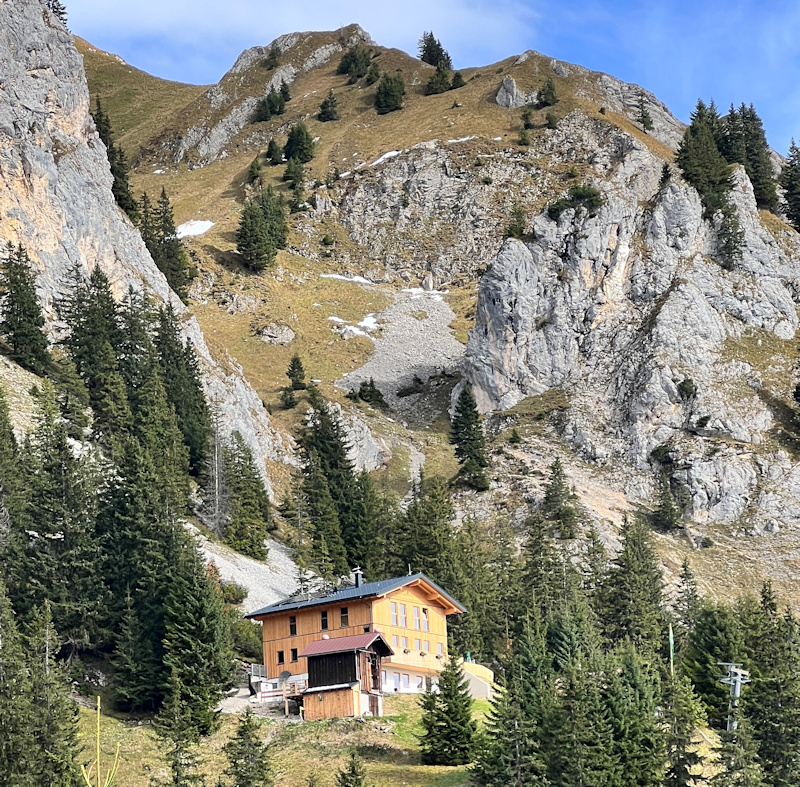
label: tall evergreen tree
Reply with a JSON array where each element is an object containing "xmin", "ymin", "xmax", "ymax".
[
  {"xmin": 0, "ymin": 243, "xmax": 50, "ymax": 374},
  {"xmin": 154, "ymin": 188, "xmax": 195, "ymax": 302},
  {"xmin": 337, "ymin": 45, "xmax": 373, "ymax": 82},
  {"xmin": 536, "ymin": 78, "xmax": 559, "ymax": 109},
  {"xmin": 418, "ymin": 32, "xmax": 452, "ymax": 68},
  {"xmin": 45, "ymin": 0, "xmax": 68, "ymax": 25},
  {"xmin": 541, "ymin": 458, "xmax": 578, "ymax": 537},
  {"xmin": 236, "ymin": 199, "xmax": 276, "ymax": 272},
  {"xmin": 713, "ymin": 717, "xmax": 765, "ymax": 787},
  {"xmin": 283, "ymin": 122, "xmax": 315, "ymax": 164},
  {"xmin": 91, "ymin": 97, "xmax": 138, "ymax": 221},
  {"xmin": 425, "ymin": 61, "xmax": 452, "ymax": 95},
  {"xmin": 779, "ymin": 139, "xmax": 800, "ymax": 231},
  {"xmin": 287, "ymin": 354, "xmax": 306, "ymax": 390},
  {"xmin": 636, "ymin": 94, "xmax": 654, "ymax": 132},
  {"xmin": 664, "ymin": 673, "xmax": 708, "ymax": 787},
  {"xmin": 451, "ymin": 385, "xmax": 489, "ymax": 490},
  {"xmin": 257, "ymin": 186, "xmax": 289, "ymax": 250},
  {"xmin": 266, "ymin": 138, "xmax": 282, "ymax": 165},
  {"xmin": 223, "ymin": 708, "xmax": 273, "ymax": 787},
  {"xmin": 419, "ymin": 655, "xmax": 476, "ymax": 765},
  {"xmin": 375, "ymin": 73, "xmax": 405, "ymax": 114},
  {"xmin": 318, "ymin": 89, "xmax": 340, "ymax": 122}
]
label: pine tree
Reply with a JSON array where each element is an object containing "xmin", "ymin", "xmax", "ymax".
[
  {"xmin": 266, "ymin": 138, "xmax": 283, "ymax": 166},
  {"xmin": 91, "ymin": 97, "xmax": 138, "ymax": 222},
  {"xmin": 283, "ymin": 157, "xmax": 305, "ymax": 188},
  {"xmin": 418, "ymin": 32, "xmax": 452, "ymax": 69},
  {"xmin": 597, "ymin": 515, "xmax": 665, "ymax": 654},
  {"xmin": 46, "ymin": 0, "xmax": 68, "ymax": 26},
  {"xmin": 664, "ymin": 673, "xmax": 708, "ymax": 787},
  {"xmin": 318, "ymin": 89, "xmax": 340, "ymax": 122},
  {"xmin": 375, "ymin": 73, "xmax": 405, "ymax": 114},
  {"xmin": 780, "ymin": 140, "xmax": 800, "ymax": 231},
  {"xmin": 536, "ymin": 78, "xmax": 558, "ymax": 109},
  {"xmin": 162, "ymin": 535, "xmax": 235, "ymax": 736},
  {"xmin": 236, "ymin": 199, "xmax": 276, "ymax": 272},
  {"xmin": 222, "ymin": 432, "xmax": 272, "ymax": 560},
  {"xmin": 0, "ymin": 579, "xmax": 35, "ymax": 787},
  {"xmin": 336, "ymin": 751, "xmax": 368, "ymax": 787},
  {"xmin": 450, "ymin": 71, "xmax": 466, "ymax": 90},
  {"xmin": 653, "ymin": 474, "xmax": 682, "ymax": 530},
  {"xmin": 0, "ymin": 243, "xmax": 50, "ymax": 374},
  {"xmin": 25, "ymin": 602, "xmax": 82, "ymax": 787},
  {"xmin": 425, "ymin": 61, "xmax": 452, "ymax": 95},
  {"xmin": 264, "ymin": 44, "xmax": 280, "ymax": 70},
  {"xmin": 520, "ymin": 512, "xmax": 562, "ymax": 620},
  {"xmin": 90, "ymin": 339, "xmax": 134, "ymax": 446},
  {"xmin": 636, "ymin": 94, "xmax": 654, "ymax": 131},
  {"xmin": 713, "ymin": 717, "xmax": 764, "ymax": 787},
  {"xmin": 451, "ymin": 385, "xmax": 489, "ymax": 490},
  {"xmin": 419, "ymin": 655, "xmax": 476, "ymax": 765},
  {"xmin": 675, "ymin": 558, "xmax": 700, "ymax": 650},
  {"xmin": 338, "ymin": 45, "xmax": 373, "ymax": 83},
  {"xmin": 280, "ymin": 81, "xmax": 291, "ymax": 102},
  {"xmin": 283, "ymin": 122, "xmax": 315, "ymax": 164},
  {"xmin": 155, "ymin": 188, "xmax": 195, "ymax": 302},
  {"xmin": 266, "ymin": 88, "xmax": 285, "ymax": 116},
  {"xmin": 223, "ymin": 708, "xmax": 273, "ymax": 787}
]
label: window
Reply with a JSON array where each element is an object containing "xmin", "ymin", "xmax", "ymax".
[
  {"xmin": 291, "ymin": 648, "xmax": 298, "ymax": 662},
  {"xmin": 392, "ymin": 635, "xmax": 399, "ymax": 648},
  {"xmin": 391, "ymin": 601, "xmax": 397, "ymax": 626},
  {"xmin": 413, "ymin": 607, "xmax": 420, "ymax": 630},
  {"xmin": 437, "ymin": 642, "xmax": 444, "ymax": 656},
  {"xmin": 401, "ymin": 637, "xmax": 408, "ymax": 649},
  {"xmin": 416, "ymin": 675, "xmax": 424, "ymax": 690},
  {"xmin": 321, "ymin": 610, "xmax": 328, "ymax": 630},
  {"xmin": 393, "ymin": 672, "xmax": 400, "ymax": 690},
  {"xmin": 382, "ymin": 670, "xmax": 387, "ymax": 685},
  {"xmin": 424, "ymin": 641, "xmax": 430, "ymax": 653},
  {"xmin": 399, "ymin": 604, "xmax": 407, "ymax": 627},
  {"xmin": 402, "ymin": 674, "xmax": 410, "ymax": 688},
  {"xmin": 289, "ymin": 616, "xmax": 296, "ymax": 636},
  {"xmin": 277, "ymin": 651, "xmax": 284, "ymax": 665},
  {"xmin": 422, "ymin": 608, "xmax": 429, "ymax": 632},
  {"xmin": 340, "ymin": 607, "xmax": 349, "ymax": 627},
  {"xmin": 363, "ymin": 626, "xmax": 370, "ymax": 633},
  {"xmin": 415, "ymin": 639, "xmax": 421, "ymax": 651}
]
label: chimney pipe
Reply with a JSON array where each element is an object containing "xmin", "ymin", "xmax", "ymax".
[{"xmin": 353, "ymin": 566, "xmax": 363, "ymax": 588}]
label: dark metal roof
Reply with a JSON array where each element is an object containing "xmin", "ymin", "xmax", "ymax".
[
  {"xmin": 300, "ymin": 631, "xmax": 394, "ymax": 658},
  {"xmin": 245, "ymin": 573, "xmax": 465, "ymax": 618}
]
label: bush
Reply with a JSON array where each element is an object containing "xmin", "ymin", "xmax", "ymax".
[
  {"xmin": 397, "ymin": 375, "xmax": 424, "ymax": 397},
  {"xmin": 365, "ymin": 61, "xmax": 380, "ymax": 85},
  {"xmin": 220, "ymin": 581, "xmax": 248, "ymax": 605},
  {"xmin": 650, "ymin": 443, "xmax": 673, "ymax": 465},
  {"xmin": 338, "ymin": 44, "xmax": 373, "ymax": 83},
  {"xmin": 508, "ymin": 428, "xmax": 522, "ymax": 445},
  {"xmin": 450, "ymin": 71, "xmax": 466, "ymax": 90},
  {"xmin": 231, "ymin": 617, "xmax": 263, "ymax": 660},
  {"xmin": 521, "ymin": 106, "xmax": 534, "ymax": 130},
  {"xmin": 517, "ymin": 128, "xmax": 530, "ymax": 146},
  {"xmin": 537, "ymin": 77, "xmax": 558, "ymax": 109},
  {"xmin": 677, "ymin": 378, "xmax": 697, "ymax": 399},
  {"xmin": 356, "ymin": 378, "xmax": 388, "ymax": 410},
  {"xmin": 504, "ymin": 202, "xmax": 526, "ymax": 239},
  {"xmin": 375, "ymin": 73, "xmax": 405, "ymax": 114},
  {"xmin": 480, "ymin": 176, "xmax": 493, "ymax": 185},
  {"xmin": 546, "ymin": 112, "xmax": 559, "ymax": 129},
  {"xmin": 546, "ymin": 184, "xmax": 603, "ymax": 221},
  {"xmin": 321, "ymin": 234, "xmax": 335, "ymax": 246}
]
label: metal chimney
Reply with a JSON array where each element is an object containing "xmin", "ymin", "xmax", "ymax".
[{"xmin": 353, "ymin": 566, "xmax": 364, "ymax": 588}]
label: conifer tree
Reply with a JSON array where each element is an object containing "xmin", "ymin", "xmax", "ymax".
[
  {"xmin": 283, "ymin": 157, "xmax": 305, "ymax": 188},
  {"xmin": 713, "ymin": 716, "xmax": 764, "ymax": 787},
  {"xmin": 664, "ymin": 673, "xmax": 708, "ymax": 787},
  {"xmin": 90, "ymin": 339, "xmax": 134, "ymax": 445},
  {"xmin": 419, "ymin": 655, "xmax": 476, "ymax": 765},
  {"xmin": 536, "ymin": 78, "xmax": 559, "ymax": 109},
  {"xmin": 653, "ymin": 474, "xmax": 682, "ymax": 530},
  {"xmin": 50, "ymin": 350, "xmax": 90, "ymax": 439},
  {"xmin": 425, "ymin": 61, "xmax": 452, "ymax": 95},
  {"xmin": 46, "ymin": 0, "xmax": 68, "ymax": 26},
  {"xmin": 780, "ymin": 140, "xmax": 800, "ymax": 231},
  {"xmin": 636, "ymin": 94, "xmax": 654, "ymax": 131},
  {"xmin": 375, "ymin": 73, "xmax": 405, "ymax": 114},
  {"xmin": 236, "ymin": 199, "xmax": 276, "ymax": 272},
  {"xmin": 257, "ymin": 186, "xmax": 289, "ymax": 250},
  {"xmin": 451, "ymin": 385, "xmax": 489, "ymax": 490},
  {"xmin": 280, "ymin": 81, "xmax": 291, "ymax": 102},
  {"xmin": 336, "ymin": 751, "xmax": 368, "ymax": 787},
  {"xmin": 418, "ymin": 32, "xmax": 452, "ymax": 69},
  {"xmin": 520, "ymin": 512, "xmax": 562, "ymax": 620},
  {"xmin": 365, "ymin": 61, "xmax": 380, "ymax": 85},
  {"xmin": 154, "ymin": 188, "xmax": 195, "ymax": 302},
  {"xmin": 541, "ymin": 458, "xmax": 578, "ymax": 537},
  {"xmin": 25, "ymin": 602, "xmax": 82, "ymax": 787},
  {"xmin": 0, "ymin": 243, "xmax": 50, "ymax": 374},
  {"xmin": 338, "ymin": 45, "xmax": 373, "ymax": 82},
  {"xmin": 266, "ymin": 138, "xmax": 282, "ymax": 165},
  {"xmin": 223, "ymin": 708, "xmax": 273, "ymax": 787},
  {"xmin": 222, "ymin": 432, "xmax": 272, "ymax": 560},
  {"xmin": 318, "ymin": 89, "xmax": 340, "ymax": 122},
  {"xmin": 675, "ymin": 557, "xmax": 700, "ymax": 651},
  {"xmin": 155, "ymin": 305, "xmax": 212, "ymax": 477},
  {"xmin": 450, "ymin": 71, "xmax": 466, "ymax": 90},
  {"xmin": 597, "ymin": 515, "xmax": 664, "ymax": 654},
  {"xmin": 0, "ymin": 579, "xmax": 35, "ymax": 786},
  {"xmin": 283, "ymin": 122, "xmax": 315, "ymax": 164},
  {"xmin": 162, "ymin": 537, "xmax": 235, "ymax": 736},
  {"xmin": 266, "ymin": 87, "xmax": 285, "ymax": 116},
  {"xmin": 91, "ymin": 97, "xmax": 138, "ymax": 221},
  {"xmin": 264, "ymin": 44, "xmax": 280, "ymax": 70}
]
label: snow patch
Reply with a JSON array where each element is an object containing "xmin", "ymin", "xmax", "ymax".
[
  {"xmin": 320, "ymin": 273, "xmax": 373, "ymax": 285},
  {"xmin": 447, "ymin": 136, "xmax": 476, "ymax": 144},
  {"xmin": 153, "ymin": 168, "xmax": 165, "ymax": 174},
  {"xmin": 370, "ymin": 150, "xmax": 402, "ymax": 167},
  {"xmin": 358, "ymin": 314, "xmax": 379, "ymax": 330},
  {"xmin": 176, "ymin": 219, "xmax": 215, "ymax": 238},
  {"xmin": 493, "ymin": 136, "xmax": 503, "ymax": 141},
  {"xmin": 328, "ymin": 315, "xmax": 347, "ymax": 324},
  {"xmin": 401, "ymin": 287, "xmax": 449, "ymax": 302}
]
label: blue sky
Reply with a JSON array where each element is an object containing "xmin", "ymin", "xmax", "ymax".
[{"xmin": 66, "ymin": 0, "xmax": 800, "ymax": 153}]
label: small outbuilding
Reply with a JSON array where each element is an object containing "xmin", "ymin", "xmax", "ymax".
[{"xmin": 300, "ymin": 631, "xmax": 393, "ymax": 721}]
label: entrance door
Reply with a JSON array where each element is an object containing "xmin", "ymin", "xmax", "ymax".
[{"xmin": 369, "ymin": 694, "xmax": 379, "ymax": 716}]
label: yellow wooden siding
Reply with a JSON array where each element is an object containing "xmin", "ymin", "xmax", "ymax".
[{"xmin": 303, "ymin": 686, "xmax": 359, "ymax": 721}]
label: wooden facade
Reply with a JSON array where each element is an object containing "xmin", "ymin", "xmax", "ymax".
[{"xmin": 303, "ymin": 685, "xmax": 359, "ymax": 721}]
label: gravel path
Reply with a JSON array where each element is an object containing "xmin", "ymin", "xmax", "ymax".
[{"xmin": 337, "ymin": 288, "xmax": 465, "ymax": 413}]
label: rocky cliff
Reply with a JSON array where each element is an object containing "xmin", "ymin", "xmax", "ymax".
[{"xmin": 0, "ymin": 0, "xmax": 288, "ymax": 484}]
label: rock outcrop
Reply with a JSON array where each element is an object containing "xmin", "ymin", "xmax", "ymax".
[
  {"xmin": 0, "ymin": 0, "xmax": 288, "ymax": 488},
  {"xmin": 462, "ymin": 112, "xmax": 800, "ymax": 530}
]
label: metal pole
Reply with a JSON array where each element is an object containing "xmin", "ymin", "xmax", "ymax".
[{"xmin": 718, "ymin": 662, "xmax": 751, "ymax": 732}]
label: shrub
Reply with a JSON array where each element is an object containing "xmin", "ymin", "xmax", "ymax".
[
  {"xmin": 504, "ymin": 202, "xmax": 526, "ymax": 239},
  {"xmin": 508, "ymin": 428, "xmax": 522, "ymax": 445},
  {"xmin": 517, "ymin": 128, "xmax": 530, "ymax": 146},
  {"xmin": 338, "ymin": 44, "xmax": 373, "ymax": 82},
  {"xmin": 321, "ymin": 234, "xmax": 335, "ymax": 246},
  {"xmin": 546, "ymin": 112, "xmax": 559, "ymax": 129},
  {"xmin": 220, "ymin": 581, "xmax": 248, "ymax": 605},
  {"xmin": 231, "ymin": 617, "xmax": 263, "ymax": 660},
  {"xmin": 521, "ymin": 106, "xmax": 534, "ymax": 130},
  {"xmin": 537, "ymin": 77, "xmax": 558, "ymax": 108},
  {"xmin": 450, "ymin": 71, "xmax": 466, "ymax": 90},
  {"xmin": 547, "ymin": 184, "xmax": 603, "ymax": 221},
  {"xmin": 375, "ymin": 73, "xmax": 405, "ymax": 114},
  {"xmin": 677, "ymin": 378, "xmax": 697, "ymax": 399},
  {"xmin": 365, "ymin": 61, "xmax": 380, "ymax": 85},
  {"xmin": 279, "ymin": 387, "xmax": 297, "ymax": 409}
]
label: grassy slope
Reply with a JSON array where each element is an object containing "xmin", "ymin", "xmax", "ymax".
[{"xmin": 78, "ymin": 695, "xmax": 486, "ymax": 787}]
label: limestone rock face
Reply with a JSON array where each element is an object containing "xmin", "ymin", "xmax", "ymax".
[
  {"xmin": 0, "ymin": 0, "xmax": 287, "ymax": 488},
  {"xmin": 462, "ymin": 124, "xmax": 800, "ymax": 530},
  {"xmin": 495, "ymin": 75, "xmax": 537, "ymax": 109}
]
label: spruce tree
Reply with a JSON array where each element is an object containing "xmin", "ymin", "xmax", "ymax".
[
  {"xmin": 0, "ymin": 243, "xmax": 50, "ymax": 374},
  {"xmin": 450, "ymin": 71, "xmax": 466, "ymax": 90},
  {"xmin": 155, "ymin": 188, "xmax": 195, "ymax": 302},
  {"xmin": 336, "ymin": 751, "xmax": 368, "ymax": 787},
  {"xmin": 283, "ymin": 157, "xmax": 304, "ymax": 188},
  {"xmin": 780, "ymin": 140, "xmax": 800, "ymax": 231},
  {"xmin": 653, "ymin": 474, "xmax": 682, "ymax": 530},
  {"xmin": 541, "ymin": 458, "xmax": 578, "ymax": 537},
  {"xmin": 318, "ymin": 89, "xmax": 340, "ymax": 122},
  {"xmin": 338, "ymin": 45, "xmax": 373, "ymax": 82},
  {"xmin": 91, "ymin": 97, "xmax": 138, "ymax": 222},
  {"xmin": 286, "ymin": 354, "xmax": 307, "ymax": 390},
  {"xmin": 418, "ymin": 32, "xmax": 452, "ymax": 69},
  {"xmin": 0, "ymin": 579, "xmax": 35, "ymax": 786},
  {"xmin": 375, "ymin": 73, "xmax": 405, "ymax": 114},
  {"xmin": 280, "ymin": 81, "xmax": 291, "ymax": 102},
  {"xmin": 713, "ymin": 717, "xmax": 764, "ymax": 787},
  {"xmin": 236, "ymin": 199, "xmax": 276, "ymax": 272},
  {"xmin": 264, "ymin": 44, "xmax": 280, "ymax": 70},
  {"xmin": 257, "ymin": 186, "xmax": 289, "ymax": 250},
  {"xmin": 664, "ymin": 673, "xmax": 708, "ymax": 787},
  {"xmin": 425, "ymin": 61, "xmax": 452, "ymax": 95},
  {"xmin": 266, "ymin": 139, "xmax": 282, "ymax": 165},
  {"xmin": 25, "ymin": 602, "xmax": 82, "ymax": 787},
  {"xmin": 223, "ymin": 707, "xmax": 273, "ymax": 787},
  {"xmin": 451, "ymin": 385, "xmax": 489, "ymax": 490},
  {"xmin": 419, "ymin": 655, "xmax": 476, "ymax": 765},
  {"xmin": 636, "ymin": 94, "xmax": 654, "ymax": 131},
  {"xmin": 536, "ymin": 78, "xmax": 558, "ymax": 109},
  {"xmin": 46, "ymin": 0, "xmax": 68, "ymax": 25},
  {"xmin": 597, "ymin": 515, "xmax": 664, "ymax": 655},
  {"xmin": 283, "ymin": 122, "xmax": 315, "ymax": 164}
]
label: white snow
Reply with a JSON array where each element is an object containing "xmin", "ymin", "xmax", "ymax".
[
  {"xmin": 358, "ymin": 314, "xmax": 379, "ymax": 330},
  {"xmin": 153, "ymin": 169, "xmax": 165, "ymax": 174},
  {"xmin": 447, "ymin": 136, "xmax": 476, "ymax": 144},
  {"xmin": 340, "ymin": 171, "xmax": 352, "ymax": 178},
  {"xmin": 401, "ymin": 287, "xmax": 449, "ymax": 302},
  {"xmin": 493, "ymin": 136, "xmax": 503, "ymax": 141},
  {"xmin": 176, "ymin": 219, "xmax": 215, "ymax": 238},
  {"xmin": 370, "ymin": 150, "xmax": 402, "ymax": 167},
  {"xmin": 320, "ymin": 273, "xmax": 373, "ymax": 285},
  {"xmin": 328, "ymin": 315, "xmax": 347, "ymax": 324},
  {"xmin": 340, "ymin": 325, "xmax": 373, "ymax": 340}
]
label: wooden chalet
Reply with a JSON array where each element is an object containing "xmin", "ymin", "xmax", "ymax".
[
  {"xmin": 246, "ymin": 571, "xmax": 468, "ymax": 696},
  {"xmin": 300, "ymin": 631, "xmax": 392, "ymax": 720}
]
